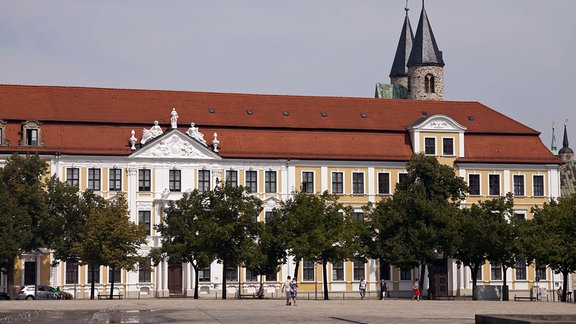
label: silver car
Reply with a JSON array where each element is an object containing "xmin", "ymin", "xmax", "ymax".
[{"xmin": 16, "ymin": 285, "xmax": 59, "ymax": 300}]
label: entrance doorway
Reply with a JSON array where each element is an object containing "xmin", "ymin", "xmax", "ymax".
[
  {"xmin": 168, "ymin": 264, "xmax": 182, "ymax": 295},
  {"xmin": 429, "ymin": 258, "xmax": 448, "ymax": 298},
  {"xmin": 24, "ymin": 261, "xmax": 36, "ymax": 286}
]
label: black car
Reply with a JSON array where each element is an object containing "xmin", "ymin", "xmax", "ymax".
[{"xmin": 0, "ymin": 292, "xmax": 10, "ymax": 300}]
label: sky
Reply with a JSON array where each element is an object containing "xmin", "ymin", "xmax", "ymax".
[{"xmin": 1, "ymin": 0, "xmax": 575, "ymax": 149}]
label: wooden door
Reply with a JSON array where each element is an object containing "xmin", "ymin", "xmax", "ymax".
[{"xmin": 168, "ymin": 264, "xmax": 182, "ymax": 295}]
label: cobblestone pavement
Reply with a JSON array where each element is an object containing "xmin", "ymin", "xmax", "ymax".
[{"xmin": 1, "ymin": 298, "xmax": 575, "ymax": 323}]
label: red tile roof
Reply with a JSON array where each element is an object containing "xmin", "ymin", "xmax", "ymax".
[{"xmin": 0, "ymin": 84, "xmax": 562, "ymax": 164}]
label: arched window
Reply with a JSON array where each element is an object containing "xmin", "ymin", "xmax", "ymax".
[{"xmin": 425, "ymin": 74, "xmax": 435, "ymax": 93}]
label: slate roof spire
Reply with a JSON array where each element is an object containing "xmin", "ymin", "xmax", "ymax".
[
  {"xmin": 407, "ymin": 0, "xmax": 444, "ymax": 67},
  {"xmin": 559, "ymin": 122, "xmax": 574, "ymax": 161},
  {"xmin": 389, "ymin": 1, "xmax": 414, "ymax": 78}
]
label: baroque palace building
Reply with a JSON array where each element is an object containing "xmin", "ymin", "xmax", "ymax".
[{"xmin": 0, "ymin": 3, "xmax": 566, "ymax": 300}]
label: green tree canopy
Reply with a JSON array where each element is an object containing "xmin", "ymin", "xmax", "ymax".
[
  {"xmin": 524, "ymin": 194, "xmax": 576, "ymax": 302},
  {"xmin": 281, "ymin": 190, "xmax": 359, "ymax": 300}
]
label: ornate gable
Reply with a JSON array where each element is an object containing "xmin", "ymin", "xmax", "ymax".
[{"xmin": 130, "ymin": 130, "xmax": 221, "ymax": 160}]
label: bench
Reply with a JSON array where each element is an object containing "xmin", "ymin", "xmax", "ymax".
[
  {"xmin": 98, "ymin": 294, "xmax": 123, "ymax": 300},
  {"xmin": 513, "ymin": 296, "xmax": 535, "ymax": 301},
  {"xmin": 434, "ymin": 295, "xmax": 455, "ymax": 300}
]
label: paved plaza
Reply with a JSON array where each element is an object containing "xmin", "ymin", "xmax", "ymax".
[{"xmin": 1, "ymin": 298, "xmax": 576, "ymax": 323}]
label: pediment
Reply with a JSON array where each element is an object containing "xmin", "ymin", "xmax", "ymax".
[
  {"xmin": 130, "ymin": 130, "xmax": 221, "ymax": 160},
  {"xmin": 409, "ymin": 114, "xmax": 467, "ymax": 132},
  {"xmin": 263, "ymin": 197, "xmax": 281, "ymax": 208}
]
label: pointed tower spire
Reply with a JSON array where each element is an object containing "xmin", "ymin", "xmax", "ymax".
[
  {"xmin": 406, "ymin": 0, "xmax": 445, "ymax": 100},
  {"xmin": 389, "ymin": 0, "xmax": 414, "ymax": 89},
  {"xmin": 558, "ymin": 121, "xmax": 574, "ymax": 161},
  {"xmin": 551, "ymin": 122, "xmax": 558, "ymax": 155}
]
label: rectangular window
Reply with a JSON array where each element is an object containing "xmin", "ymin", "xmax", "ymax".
[
  {"xmin": 353, "ymin": 212, "xmax": 364, "ymax": 222},
  {"xmin": 352, "ymin": 172, "xmax": 364, "ymax": 194},
  {"xmin": 398, "ymin": 172, "xmax": 408, "ymax": 185},
  {"xmin": 245, "ymin": 170, "xmax": 257, "ymax": 193},
  {"xmin": 469, "ymin": 174, "xmax": 480, "ymax": 195},
  {"xmin": 139, "ymin": 259, "xmax": 152, "ymax": 283},
  {"xmin": 515, "ymin": 211, "xmax": 526, "ymax": 221},
  {"xmin": 26, "ymin": 129, "xmax": 38, "ymax": 146},
  {"xmin": 332, "ymin": 172, "xmax": 343, "ymax": 194},
  {"xmin": 424, "ymin": 137, "xmax": 435, "ymax": 155},
  {"xmin": 225, "ymin": 267, "xmax": 238, "ymax": 282},
  {"xmin": 515, "ymin": 260, "xmax": 527, "ymax": 280},
  {"xmin": 442, "ymin": 137, "xmax": 454, "ymax": 156},
  {"xmin": 65, "ymin": 262, "xmax": 79, "ymax": 284},
  {"xmin": 513, "ymin": 175, "xmax": 525, "ymax": 196},
  {"xmin": 88, "ymin": 264, "xmax": 100, "ymax": 284},
  {"xmin": 380, "ymin": 263, "xmax": 391, "ymax": 281},
  {"xmin": 265, "ymin": 272, "xmax": 277, "ymax": 282},
  {"xmin": 302, "ymin": 172, "xmax": 314, "ymax": 193},
  {"xmin": 264, "ymin": 211, "xmax": 273, "ymax": 223},
  {"xmin": 265, "ymin": 171, "xmax": 277, "ymax": 193},
  {"xmin": 475, "ymin": 268, "xmax": 482, "ymax": 281},
  {"xmin": 139, "ymin": 169, "xmax": 151, "ymax": 192},
  {"xmin": 109, "ymin": 168, "xmax": 122, "ymax": 191},
  {"xmin": 353, "ymin": 260, "xmax": 365, "ymax": 281},
  {"xmin": 198, "ymin": 267, "xmax": 210, "ymax": 282},
  {"xmin": 303, "ymin": 260, "xmax": 315, "ymax": 281},
  {"xmin": 332, "ymin": 261, "xmax": 344, "ymax": 281},
  {"xmin": 489, "ymin": 174, "xmax": 500, "ymax": 196},
  {"xmin": 533, "ymin": 175, "xmax": 544, "ymax": 197},
  {"xmin": 139, "ymin": 211, "xmax": 151, "ymax": 235},
  {"xmin": 66, "ymin": 168, "xmax": 79, "ymax": 187},
  {"xmin": 88, "ymin": 168, "xmax": 101, "ymax": 191},
  {"xmin": 246, "ymin": 269, "xmax": 258, "ymax": 282},
  {"xmin": 400, "ymin": 269, "xmax": 411, "ymax": 281},
  {"xmin": 169, "ymin": 170, "xmax": 181, "ymax": 192},
  {"xmin": 490, "ymin": 263, "xmax": 502, "ymax": 280},
  {"xmin": 225, "ymin": 170, "xmax": 238, "ymax": 188},
  {"xmin": 109, "ymin": 267, "xmax": 121, "ymax": 283},
  {"xmin": 198, "ymin": 170, "xmax": 211, "ymax": 192},
  {"xmin": 536, "ymin": 267, "xmax": 547, "ymax": 281},
  {"xmin": 378, "ymin": 173, "xmax": 390, "ymax": 194}
]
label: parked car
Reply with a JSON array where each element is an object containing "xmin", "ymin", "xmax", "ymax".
[
  {"xmin": 16, "ymin": 285, "xmax": 72, "ymax": 300},
  {"xmin": 0, "ymin": 291, "xmax": 10, "ymax": 300}
]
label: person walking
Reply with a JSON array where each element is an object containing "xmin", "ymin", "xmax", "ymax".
[
  {"xmin": 282, "ymin": 276, "xmax": 292, "ymax": 305},
  {"xmin": 411, "ymin": 279, "xmax": 420, "ymax": 301},
  {"xmin": 379, "ymin": 279, "xmax": 388, "ymax": 300},
  {"xmin": 359, "ymin": 277, "xmax": 367, "ymax": 300},
  {"xmin": 289, "ymin": 278, "xmax": 298, "ymax": 306}
]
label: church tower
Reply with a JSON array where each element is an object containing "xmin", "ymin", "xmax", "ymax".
[
  {"xmin": 558, "ymin": 123, "xmax": 574, "ymax": 161},
  {"xmin": 389, "ymin": 4, "xmax": 414, "ymax": 89},
  {"xmin": 406, "ymin": 1, "xmax": 444, "ymax": 100}
]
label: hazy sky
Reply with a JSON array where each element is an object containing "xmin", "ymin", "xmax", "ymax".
[{"xmin": 1, "ymin": 1, "xmax": 575, "ymax": 149}]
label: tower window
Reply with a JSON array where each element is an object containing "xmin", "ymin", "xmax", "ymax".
[{"xmin": 425, "ymin": 74, "xmax": 435, "ymax": 93}]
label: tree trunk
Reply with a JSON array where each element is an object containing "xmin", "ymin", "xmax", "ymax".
[
  {"xmin": 501, "ymin": 265, "xmax": 509, "ymax": 301},
  {"xmin": 471, "ymin": 265, "xmax": 478, "ymax": 301},
  {"xmin": 221, "ymin": 259, "xmax": 227, "ymax": 299},
  {"xmin": 90, "ymin": 264, "xmax": 96, "ymax": 300},
  {"xmin": 419, "ymin": 263, "xmax": 427, "ymax": 299},
  {"xmin": 322, "ymin": 259, "xmax": 329, "ymax": 300},
  {"xmin": 6, "ymin": 259, "xmax": 15, "ymax": 299},
  {"xmin": 192, "ymin": 264, "xmax": 199, "ymax": 299},
  {"xmin": 293, "ymin": 259, "xmax": 300, "ymax": 281},
  {"xmin": 562, "ymin": 270, "xmax": 569, "ymax": 302},
  {"xmin": 109, "ymin": 266, "xmax": 115, "ymax": 299}
]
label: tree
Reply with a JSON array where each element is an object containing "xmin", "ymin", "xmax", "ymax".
[
  {"xmin": 453, "ymin": 194, "xmax": 516, "ymax": 301},
  {"xmin": 156, "ymin": 190, "xmax": 215, "ymax": 299},
  {"xmin": 483, "ymin": 193, "xmax": 518, "ymax": 301},
  {"xmin": 524, "ymin": 194, "xmax": 576, "ymax": 302},
  {"xmin": 244, "ymin": 208, "xmax": 288, "ymax": 283},
  {"xmin": 391, "ymin": 153, "xmax": 467, "ymax": 291},
  {"xmin": 200, "ymin": 183, "xmax": 263, "ymax": 299},
  {"xmin": 71, "ymin": 193, "xmax": 148, "ymax": 299},
  {"xmin": 281, "ymin": 190, "xmax": 358, "ymax": 300},
  {"xmin": 0, "ymin": 153, "xmax": 50, "ymax": 297}
]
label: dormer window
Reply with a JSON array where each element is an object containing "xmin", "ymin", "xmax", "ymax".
[
  {"xmin": 0, "ymin": 120, "xmax": 8, "ymax": 147},
  {"xmin": 20, "ymin": 120, "xmax": 43, "ymax": 147}
]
